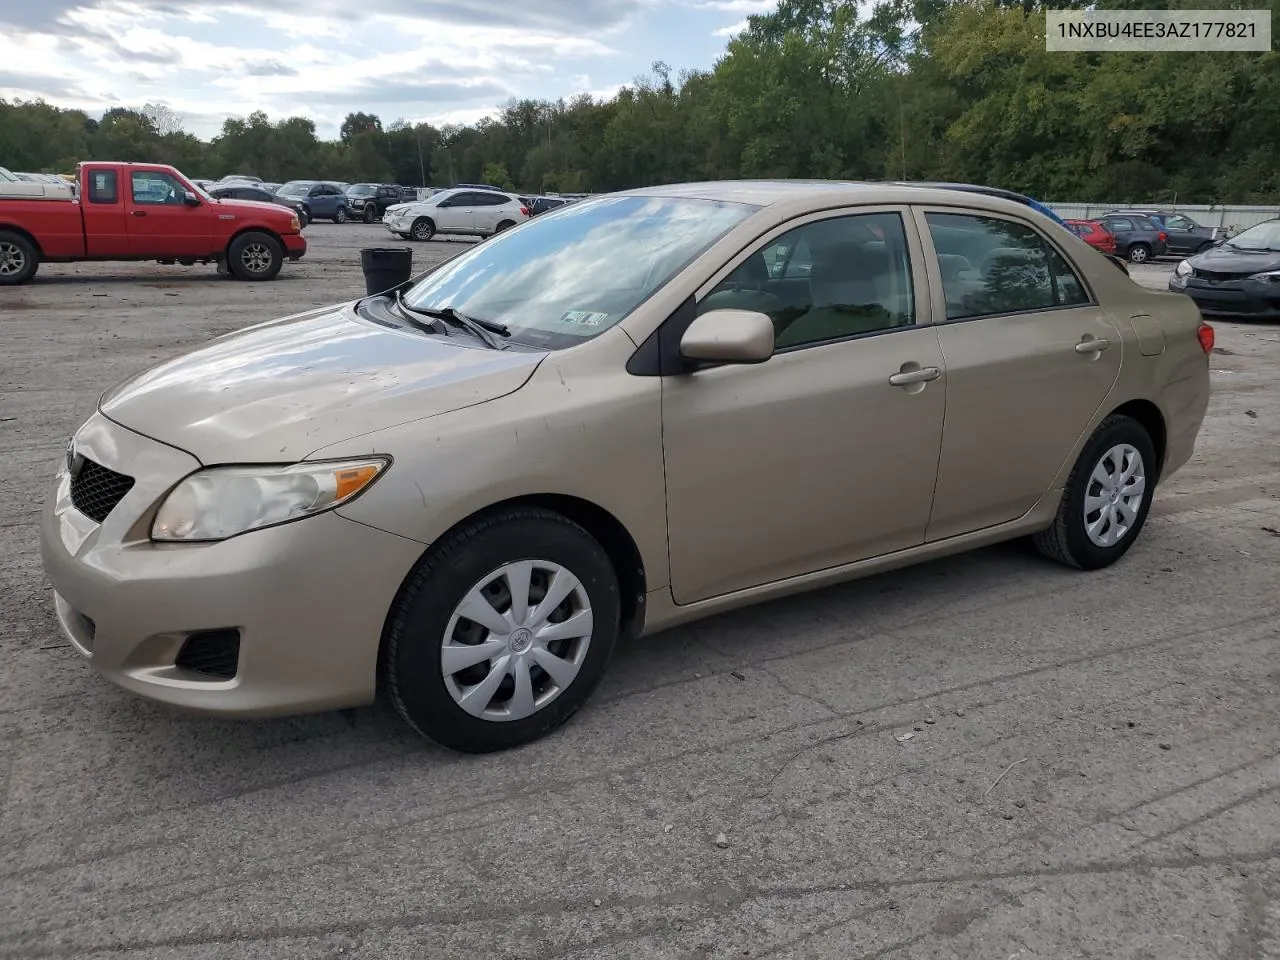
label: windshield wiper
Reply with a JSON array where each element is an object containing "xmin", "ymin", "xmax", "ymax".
[
  {"xmin": 391, "ymin": 290, "xmax": 449, "ymax": 336},
  {"xmin": 405, "ymin": 303, "xmax": 510, "ymax": 350}
]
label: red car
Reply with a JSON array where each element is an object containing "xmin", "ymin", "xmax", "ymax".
[
  {"xmin": 0, "ymin": 161, "xmax": 306, "ymax": 286},
  {"xmin": 1065, "ymin": 219, "xmax": 1117, "ymax": 256}
]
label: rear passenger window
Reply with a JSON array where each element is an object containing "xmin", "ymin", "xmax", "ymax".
[
  {"xmin": 87, "ymin": 170, "xmax": 117, "ymax": 204},
  {"xmin": 926, "ymin": 213, "xmax": 1088, "ymax": 320}
]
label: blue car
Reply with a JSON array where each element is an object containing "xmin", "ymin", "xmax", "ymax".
[{"xmin": 276, "ymin": 180, "xmax": 350, "ymax": 223}]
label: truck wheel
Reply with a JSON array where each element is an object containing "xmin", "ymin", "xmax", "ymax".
[
  {"xmin": 0, "ymin": 231, "xmax": 39, "ymax": 286},
  {"xmin": 363, "ymin": 205, "xmax": 376, "ymax": 224},
  {"xmin": 411, "ymin": 217, "xmax": 435, "ymax": 242},
  {"xmin": 333, "ymin": 207, "xmax": 348, "ymax": 224},
  {"xmin": 227, "ymin": 232, "xmax": 283, "ymax": 281}
]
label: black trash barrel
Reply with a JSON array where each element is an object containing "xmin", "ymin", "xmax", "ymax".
[{"xmin": 360, "ymin": 247, "xmax": 413, "ymax": 295}]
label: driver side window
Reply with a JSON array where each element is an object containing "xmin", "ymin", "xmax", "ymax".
[
  {"xmin": 698, "ymin": 212, "xmax": 916, "ymax": 350},
  {"xmin": 130, "ymin": 171, "xmax": 184, "ymax": 205}
]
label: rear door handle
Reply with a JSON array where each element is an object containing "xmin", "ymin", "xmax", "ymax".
[
  {"xmin": 131, "ymin": 210, "xmax": 147, "ymax": 217},
  {"xmin": 1075, "ymin": 338, "xmax": 1110, "ymax": 354},
  {"xmin": 888, "ymin": 366, "xmax": 941, "ymax": 386}
]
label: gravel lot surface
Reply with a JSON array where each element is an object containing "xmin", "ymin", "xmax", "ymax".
[{"xmin": 2, "ymin": 227, "xmax": 1279, "ymax": 959}]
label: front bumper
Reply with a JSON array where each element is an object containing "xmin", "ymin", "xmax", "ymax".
[
  {"xmin": 40, "ymin": 413, "xmax": 424, "ymax": 717},
  {"xmin": 283, "ymin": 233, "xmax": 307, "ymax": 261},
  {"xmin": 385, "ymin": 216, "xmax": 410, "ymax": 235},
  {"xmin": 1169, "ymin": 276, "xmax": 1280, "ymax": 318}
]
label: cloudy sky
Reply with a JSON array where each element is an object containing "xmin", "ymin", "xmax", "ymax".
[{"xmin": 0, "ymin": 0, "xmax": 774, "ymax": 139}]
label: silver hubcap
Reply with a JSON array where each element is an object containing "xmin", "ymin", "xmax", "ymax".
[
  {"xmin": 240, "ymin": 243, "xmax": 272, "ymax": 273},
  {"xmin": 442, "ymin": 560, "xmax": 593, "ymax": 722},
  {"xmin": 0, "ymin": 241, "xmax": 26, "ymax": 276},
  {"xmin": 414, "ymin": 222, "xmax": 430, "ymax": 239},
  {"xmin": 1131, "ymin": 247, "xmax": 1148, "ymax": 262},
  {"xmin": 1084, "ymin": 443, "xmax": 1146, "ymax": 547}
]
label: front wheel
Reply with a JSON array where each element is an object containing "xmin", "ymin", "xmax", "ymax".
[
  {"xmin": 1127, "ymin": 243, "xmax": 1151, "ymax": 264},
  {"xmin": 1033, "ymin": 414, "xmax": 1157, "ymax": 570},
  {"xmin": 297, "ymin": 208, "xmax": 310, "ymax": 228},
  {"xmin": 410, "ymin": 217, "xmax": 435, "ymax": 242},
  {"xmin": 333, "ymin": 207, "xmax": 348, "ymax": 224},
  {"xmin": 363, "ymin": 205, "xmax": 376, "ymax": 224},
  {"xmin": 226, "ymin": 231, "xmax": 283, "ymax": 281},
  {"xmin": 383, "ymin": 508, "xmax": 621, "ymax": 753},
  {"xmin": 0, "ymin": 231, "xmax": 39, "ymax": 285}
]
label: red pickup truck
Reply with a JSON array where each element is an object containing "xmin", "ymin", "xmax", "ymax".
[{"xmin": 0, "ymin": 161, "xmax": 306, "ymax": 286}]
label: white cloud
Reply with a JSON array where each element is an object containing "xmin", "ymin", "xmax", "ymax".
[
  {"xmin": 0, "ymin": 0, "xmax": 729, "ymax": 139},
  {"xmin": 712, "ymin": 19, "xmax": 749, "ymax": 36},
  {"xmin": 694, "ymin": 0, "xmax": 774, "ymax": 12}
]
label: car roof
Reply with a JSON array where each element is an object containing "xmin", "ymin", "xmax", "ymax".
[{"xmin": 615, "ymin": 180, "xmax": 1066, "ymax": 218}]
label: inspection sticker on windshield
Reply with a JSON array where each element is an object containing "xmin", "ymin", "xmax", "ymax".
[{"xmin": 558, "ymin": 310, "xmax": 609, "ymax": 327}]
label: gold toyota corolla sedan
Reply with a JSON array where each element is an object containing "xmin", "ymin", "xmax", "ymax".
[{"xmin": 41, "ymin": 181, "xmax": 1213, "ymax": 752}]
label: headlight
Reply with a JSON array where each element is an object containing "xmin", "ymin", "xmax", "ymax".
[
  {"xmin": 1248, "ymin": 269, "xmax": 1280, "ymax": 282},
  {"xmin": 1174, "ymin": 259, "xmax": 1192, "ymax": 277},
  {"xmin": 151, "ymin": 458, "xmax": 388, "ymax": 542}
]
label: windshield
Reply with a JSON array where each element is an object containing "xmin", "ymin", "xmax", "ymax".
[
  {"xmin": 0, "ymin": 167, "xmax": 16, "ymax": 182},
  {"xmin": 347, "ymin": 184, "xmax": 376, "ymax": 196},
  {"xmin": 1226, "ymin": 221, "xmax": 1280, "ymax": 252},
  {"xmin": 402, "ymin": 195, "xmax": 758, "ymax": 349},
  {"xmin": 278, "ymin": 182, "xmax": 312, "ymax": 197}
]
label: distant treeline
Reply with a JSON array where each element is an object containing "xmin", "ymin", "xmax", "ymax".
[{"xmin": 3, "ymin": 0, "xmax": 1278, "ymax": 203}]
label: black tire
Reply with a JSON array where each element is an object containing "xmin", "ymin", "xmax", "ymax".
[
  {"xmin": 363, "ymin": 205, "xmax": 376, "ymax": 224},
  {"xmin": 0, "ymin": 230, "xmax": 40, "ymax": 285},
  {"xmin": 1127, "ymin": 243, "xmax": 1151, "ymax": 264},
  {"xmin": 1032, "ymin": 414, "xmax": 1157, "ymax": 571},
  {"xmin": 495, "ymin": 219, "xmax": 516, "ymax": 233},
  {"xmin": 297, "ymin": 209, "xmax": 310, "ymax": 228},
  {"xmin": 226, "ymin": 231, "xmax": 283, "ymax": 281},
  {"xmin": 383, "ymin": 507, "xmax": 621, "ymax": 753},
  {"xmin": 410, "ymin": 217, "xmax": 435, "ymax": 242},
  {"xmin": 333, "ymin": 206, "xmax": 348, "ymax": 224}
]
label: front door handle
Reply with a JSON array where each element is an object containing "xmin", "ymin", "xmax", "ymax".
[
  {"xmin": 131, "ymin": 210, "xmax": 147, "ymax": 217},
  {"xmin": 888, "ymin": 366, "xmax": 941, "ymax": 386},
  {"xmin": 1075, "ymin": 337, "xmax": 1110, "ymax": 354}
]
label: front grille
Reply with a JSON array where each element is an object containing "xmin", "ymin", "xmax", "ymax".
[
  {"xmin": 1192, "ymin": 269, "xmax": 1251, "ymax": 282},
  {"xmin": 175, "ymin": 630, "xmax": 241, "ymax": 680},
  {"xmin": 70, "ymin": 459, "xmax": 135, "ymax": 523}
]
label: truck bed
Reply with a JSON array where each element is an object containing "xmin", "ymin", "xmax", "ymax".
[{"xmin": 0, "ymin": 181, "xmax": 75, "ymax": 200}]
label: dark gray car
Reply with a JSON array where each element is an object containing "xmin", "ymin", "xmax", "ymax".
[
  {"xmin": 1167, "ymin": 217, "xmax": 1280, "ymax": 318},
  {"xmin": 1097, "ymin": 213, "xmax": 1169, "ymax": 263},
  {"xmin": 1107, "ymin": 209, "xmax": 1219, "ymax": 257}
]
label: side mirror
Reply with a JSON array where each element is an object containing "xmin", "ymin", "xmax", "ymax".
[
  {"xmin": 183, "ymin": 191, "xmax": 200, "ymax": 206},
  {"xmin": 679, "ymin": 309, "xmax": 775, "ymax": 365}
]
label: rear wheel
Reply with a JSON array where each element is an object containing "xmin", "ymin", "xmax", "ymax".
[
  {"xmin": 0, "ymin": 231, "xmax": 39, "ymax": 285},
  {"xmin": 333, "ymin": 206, "xmax": 348, "ymax": 224},
  {"xmin": 383, "ymin": 508, "xmax": 620, "ymax": 753},
  {"xmin": 1127, "ymin": 243, "xmax": 1151, "ymax": 264},
  {"xmin": 410, "ymin": 217, "xmax": 435, "ymax": 242},
  {"xmin": 226, "ymin": 231, "xmax": 283, "ymax": 281},
  {"xmin": 1033, "ymin": 414, "xmax": 1156, "ymax": 570},
  {"xmin": 495, "ymin": 219, "xmax": 516, "ymax": 233}
]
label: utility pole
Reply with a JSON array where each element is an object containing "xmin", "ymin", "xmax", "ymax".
[{"xmin": 417, "ymin": 137, "xmax": 426, "ymax": 187}]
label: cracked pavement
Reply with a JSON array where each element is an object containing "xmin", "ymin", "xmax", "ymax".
[{"xmin": 2, "ymin": 231, "xmax": 1278, "ymax": 958}]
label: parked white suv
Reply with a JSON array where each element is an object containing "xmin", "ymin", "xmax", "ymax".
[{"xmin": 384, "ymin": 188, "xmax": 530, "ymax": 242}]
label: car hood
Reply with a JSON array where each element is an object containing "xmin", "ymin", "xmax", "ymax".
[
  {"xmin": 98, "ymin": 302, "xmax": 546, "ymax": 464},
  {"xmin": 1189, "ymin": 244, "xmax": 1280, "ymax": 273}
]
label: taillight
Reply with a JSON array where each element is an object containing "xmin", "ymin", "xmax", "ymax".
[
  {"xmin": 520, "ymin": 206, "xmax": 529, "ymax": 217},
  {"xmin": 1197, "ymin": 322, "xmax": 1215, "ymax": 354},
  {"xmin": 1158, "ymin": 231, "xmax": 1167, "ymax": 242}
]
